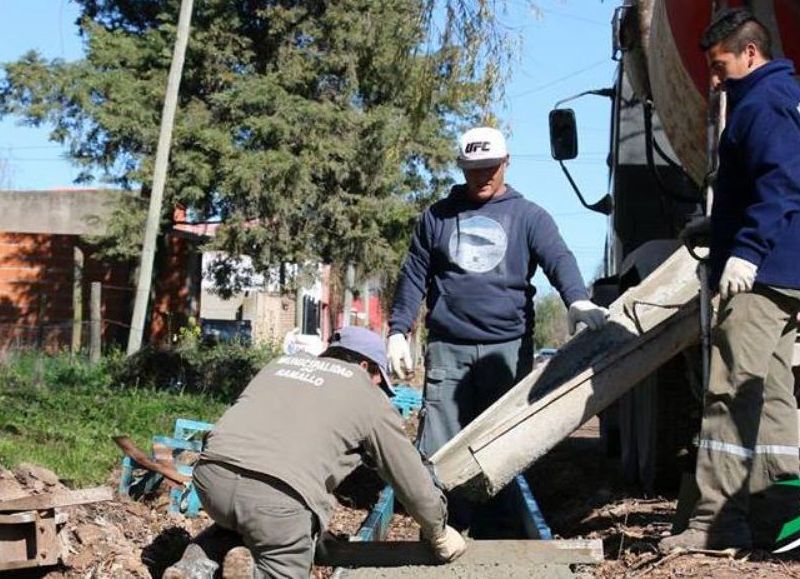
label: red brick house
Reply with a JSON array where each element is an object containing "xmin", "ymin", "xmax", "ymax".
[{"xmin": 0, "ymin": 189, "xmax": 199, "ymax": 351}]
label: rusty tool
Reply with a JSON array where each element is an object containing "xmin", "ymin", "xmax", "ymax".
[{"xmin": 113, "ymin": 435, "xmax": 191, "ymax": 485}]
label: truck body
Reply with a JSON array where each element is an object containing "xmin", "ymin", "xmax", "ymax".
[
  {"xmin": 584, "ymin": 0, "xmax": 800, "ymax": 491},
  {"xmin": 427, "ymin": 0, "xmax": 800, "ymax": 501}
]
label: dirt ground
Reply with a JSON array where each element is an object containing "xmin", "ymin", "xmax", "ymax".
[
  {"xmin": 4, "ymin": 413, "xmax": 800, "ymax": 577},
  {"xmin": 528, "ymin": 419, "xmax": 800, "ymax": 578}
]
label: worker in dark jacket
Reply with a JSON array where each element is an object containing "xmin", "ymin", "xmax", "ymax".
[
  {"xmin": 661, "ymin": 8, "xmax": 800, "ymax": 552},
  {"xmin": 388, "ymin": 126, "xmax": 608, "ymax": 535},
  {"xmin": 166, "ymin": 327, "xmax": 465, "ymax": 579}
]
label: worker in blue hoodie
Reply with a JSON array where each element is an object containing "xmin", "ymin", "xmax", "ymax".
[
  {"xmin": 661, "ymin": 9, "xmax": 800, "ymax": 553},
  {"xmin": 387, "ymin": 126, "xmax": 608, "ymax": 535}
]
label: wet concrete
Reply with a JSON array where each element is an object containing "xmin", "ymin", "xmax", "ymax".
[{"xmin": 340, "ymin": 563, "xmax": 574, "ymax": 578}]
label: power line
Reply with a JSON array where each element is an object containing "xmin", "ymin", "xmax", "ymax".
[
  {"xmin": 4, "ymin": 158, "xmax": 71, "ymax": 162},
  {"xmin": 0, "ymin": 145, "xmax": 63, "ymax": 150},
  {"xmin": 503, "ymin": 1, "xmax": 609, "ymax": 28},
  {"xmin": 512, "ymin": 158, "xmax": 607, "ymax": 166},
  {"xmin": 509, "ymin": 119, "xmax": 609, "ymax": 133},
  {"xmin": 510, "ymin": 58, "xmax": 609, "ymax": 99},
  {"xmin": 514, "ymin": 152, "xmax": 606, "ymax": 158},
  {"xmin": 538, "ymin": 8, "xmax": 609, "ymax": 27}
]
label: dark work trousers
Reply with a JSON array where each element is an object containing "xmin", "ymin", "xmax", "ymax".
[
  {"xmin": 417, "ymin": 334, "xmax": 533, "ymax": 537},
  {"xmin": 690, "ymin": 285, "xmax": 800, "ymax": 546},
  {"xmin": 193, "ymin": 460, "xmax": 318, "ymax": 579}
]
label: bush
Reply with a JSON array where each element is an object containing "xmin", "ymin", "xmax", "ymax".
[
  {"xmin": 117, "ymin": 338, "xmax": 280, "ymax": 402},
  {"xmin": 0, "ymin": 349, "xmax": 126, "ymax": 391}
]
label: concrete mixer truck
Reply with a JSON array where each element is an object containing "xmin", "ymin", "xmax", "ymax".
[
  {"xmin": 426, "ymin": 1, "xmax": 800, "ymax": 503},
  {"xmin": 546, "ymin": 0, "xmax": 800, "ymax": 493}
]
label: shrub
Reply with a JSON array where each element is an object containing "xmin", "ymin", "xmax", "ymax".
[{"xmin": 116, "ymin": 338, "xmax": 280, "ymax": 402}]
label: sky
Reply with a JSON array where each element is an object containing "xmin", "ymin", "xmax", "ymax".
[{"xmin": 0, "ymin": 0, "xmax": 619, "ymax": 296}]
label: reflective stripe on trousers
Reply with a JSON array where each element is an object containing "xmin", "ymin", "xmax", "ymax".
[
  {"xmin": 697, "ymin": 438, "xmax": 798, "ymax": 459},
  {"xmin": 690, "ymin": 287, "xmax": 800, "ymax": 540}
]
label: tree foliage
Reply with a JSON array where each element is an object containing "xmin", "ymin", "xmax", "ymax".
[
  {"xmin": 1, "ymin": 0, "xmax": 520, "ymax": 291},
  {"xmin": 534, "ymin": 292, "xmax": 568, "ymax": 350}
]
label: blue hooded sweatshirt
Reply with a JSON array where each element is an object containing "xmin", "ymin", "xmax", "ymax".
[
  {"xmin": 389, "ymin": 184, "xmax": 589, "ymax": 343},
  {"xmin": 710, "ymin": 58, "xmax": 800, "ymax": 289}
]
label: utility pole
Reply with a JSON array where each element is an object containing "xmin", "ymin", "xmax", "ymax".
[
  {"xmin": 342, "ymin": 264, "xmax": 355, "ymax": 327},
  {"xmin": 361, "ymin": 280, "xmax": 370, "ymax": 328},
  {"xmin": 90, "ymin": 282, "xmax": 102, "ymax": 364},
  {"xmin": 127, "ymin": 0, "xmax": 194, "ymax": 355},
  {"xmin": 71, "ymin": 246, "xmax": 84, "ymax": 354}
]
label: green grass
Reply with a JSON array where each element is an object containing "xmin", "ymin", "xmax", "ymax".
[{"xmin": 0, "ymin": 352, "xmax": 227, "ymax": 487}]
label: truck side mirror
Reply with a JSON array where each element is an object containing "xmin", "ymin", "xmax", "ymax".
[{"xmin": 549, "ymin": 109, "xmax": 578, "ymax": 161}]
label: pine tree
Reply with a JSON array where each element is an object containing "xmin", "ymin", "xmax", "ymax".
[{"xmin": 1, "ymin": 0, "xmax": 519, "ymax": 293}]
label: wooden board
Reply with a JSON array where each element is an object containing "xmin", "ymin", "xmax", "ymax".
[
  {"xmin": 0, "ymin": 486, "xmax": 112, "ymax": 512},
  {"xmin": 0, "ymin": 509, "xmax": 60, "ymax": 571},
  {"xmin": 315, "ymin": 538, "xmax": 603, "ymax": 567}
]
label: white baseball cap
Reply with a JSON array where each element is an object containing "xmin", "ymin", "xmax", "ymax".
[{"xmin": 457, "ymin": 127, "xmax": 509, "ymax": 169}]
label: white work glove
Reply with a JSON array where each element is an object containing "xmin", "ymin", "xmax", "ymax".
[
  {"xmin": 387, "ymin": 333, "xmax": 413, "ymax": 379},
  {"xmin": 719, "ymin": 256, "xmax": 757, "ymax": 301},
  {"xmin": 427, "ymin": 525, "xmax": 466, "ymax": 563},
  {"xmin": 567, "ymin": 300, "xmax": 609, "ymax": 334}
]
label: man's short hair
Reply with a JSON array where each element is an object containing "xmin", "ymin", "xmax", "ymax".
[
  {"xmin": 700, "ymin": 7, "xmax": 772, "ymax": 59},
  {"xmin": 324, "ymin": 347, "xmax": 380, "ymax": 376}
]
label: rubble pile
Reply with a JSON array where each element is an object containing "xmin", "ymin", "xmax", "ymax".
[
  {"xmin": 1, "ymin": 464, "xmax": 208, "ymax": 577},
  {"xmin": 0, "ymin": 463, "xmax": 417, "ymax": 578}
]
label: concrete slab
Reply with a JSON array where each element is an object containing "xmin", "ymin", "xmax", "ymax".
[
  {"xmin": 339, "ymin": 563, "xmax": 574, "ymax": 578},
  {"xmin": 316, "ymin": 539, "xmax": 602, "ymax": 568}
]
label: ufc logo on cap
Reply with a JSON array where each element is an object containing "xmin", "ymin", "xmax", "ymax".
[{"xmin": 465, "ymin": 141, "xmax": 491, "ymax": 153}]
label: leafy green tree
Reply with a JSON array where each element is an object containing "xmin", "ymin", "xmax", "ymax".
[
  {"xmin": 1, "ymin": 0, "xmax": 520, "ymax": 293},
  {"xmin": 534, "ymin": 292, "xmax": 568, "ymax": 350}
]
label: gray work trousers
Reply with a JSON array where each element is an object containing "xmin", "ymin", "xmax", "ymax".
[
  {"xmin": 417, "ymin": 334, "xmax": 533, "ymax": 534},
  {"xmin": 690, "ymin": 285, "xmax": 800, "ymax": 545},
  {"xmin": 193, "ymin": 460, "xmax": 317, "ymax": 579}
]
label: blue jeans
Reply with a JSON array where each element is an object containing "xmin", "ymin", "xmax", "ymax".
[{"xmin": 418, "ymin": 335, "xmax": 533, "ymax": 535}]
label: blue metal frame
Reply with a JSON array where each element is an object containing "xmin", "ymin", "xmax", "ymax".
[
  {"xmin": 356, "ymin": 485, "xmax": 396, "ymax": 541},
  {"xmin": 118, "ymin": 418, "xmax": 214, "ymax": 517},
  {"xmin": 357, "ymin": 387, "xmax": 552, "ymax": 542},
  {"xmin": 350, "ymin": 386, "xmax": 422, "ymax": 541},
  {"xmin": 513, "ymin": 475, "xmax": 553, "ymax": 540},
  {"xmin": 173, "ymin": 418, "xmax": 214, "ymax": 441},
  {"xmin": 390, "ymin": 385, "xmax": 423, "ymax": 418}
]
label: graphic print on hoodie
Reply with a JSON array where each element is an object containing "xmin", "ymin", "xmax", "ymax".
[{"xmin": 448, "ymin": 215, "xmax": 508, "ymax": 273}]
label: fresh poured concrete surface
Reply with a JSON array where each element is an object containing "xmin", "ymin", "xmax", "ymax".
[
  {"xmin": 340, "ymin": 562, "xmax": 575, "ymax": 578},
  {"xmin": 321, "ymin": 538, "xmax": 601, "ymax": 577}
]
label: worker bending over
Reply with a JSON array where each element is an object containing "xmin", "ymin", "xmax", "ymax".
[{"xmin": 167, "ymin": 326, "xmax": 464, "ymax": 578}]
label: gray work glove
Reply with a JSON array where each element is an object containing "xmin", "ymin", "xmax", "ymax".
[
  {"xmin": 427, "ymin": 525, "xmax": 467, "ymax": 563},
  {"xmin": 567, "ymin": 300, "xmax": 609, "ymax": 334},
  {"xmin": 719, "ymin": 256, "xmax": 757, "ymax": 301}
]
